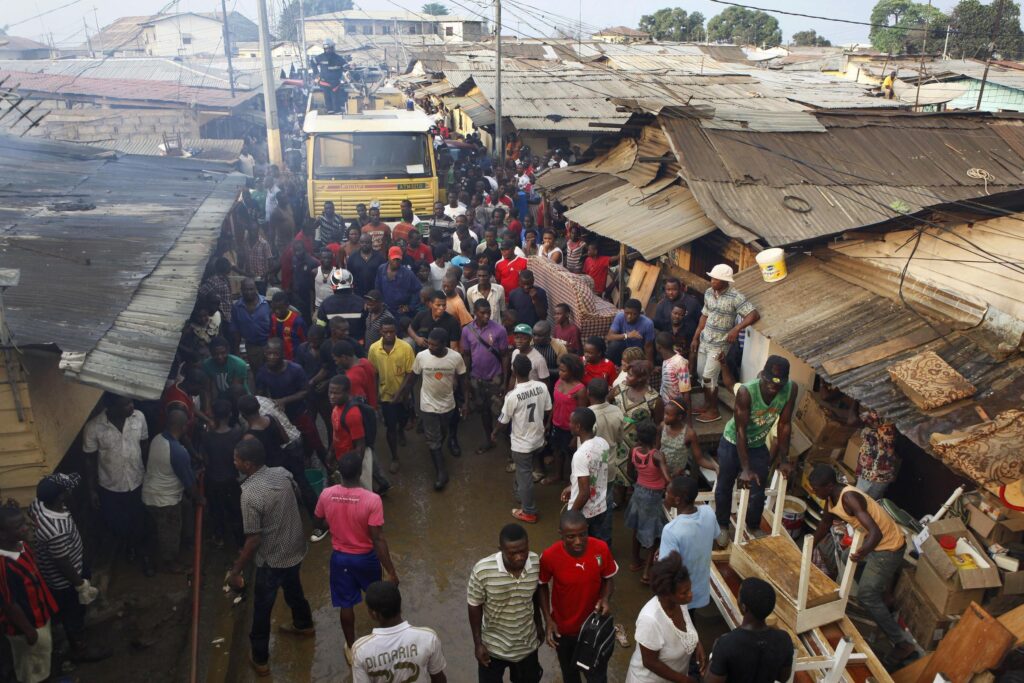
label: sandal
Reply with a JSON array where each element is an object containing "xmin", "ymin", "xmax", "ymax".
[
  {"xmin": 614, "ymin": 623, "xmax": 630, "ymax": 648},
  {"xmin": 540, "ymin": 474, "xmax": 560, "ymax": 485},
  {"xmin": 696, "ymin": 414, "xmax": 722, "ymax": 423},
  {"xmin": 476, "ymin": 440, "xmax": 496, "ymax": 455}
]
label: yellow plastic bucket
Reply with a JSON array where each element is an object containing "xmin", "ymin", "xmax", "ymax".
[{"xmin": 755, "ymin": 248, "xmax": 787, "ymax": 282}]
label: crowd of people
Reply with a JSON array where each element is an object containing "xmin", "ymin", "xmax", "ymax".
[{"xmin": 0, "ymin": 124, "xmax": 913, "ymax": 683}]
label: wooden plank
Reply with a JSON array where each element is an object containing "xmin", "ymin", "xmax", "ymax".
[
  {"xmin": 733, "ymin": 535, "xmax": 839, "ymax": 607},
  {"xmin": 917, "ymin": 603, "xmax": 1014, "ymax": 683},
  {"xmin": 996, "ymin": 604, "xmax": 1024, "ymax": 646},
  {"xmin": 821, "ymin": 325, "xmax": 946, "ymax": 376},
  {"xmin": 627, "ymin": 260, "xmax": 661, "ymax": 311},
  {"xmin": 893, "ymin": 654, "xmax": 931, "ymax": 683}
]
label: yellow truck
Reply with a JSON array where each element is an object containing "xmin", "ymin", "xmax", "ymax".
[{"xmin": 304, "ymin": 109, "xmax": 440, "ymax": 220}]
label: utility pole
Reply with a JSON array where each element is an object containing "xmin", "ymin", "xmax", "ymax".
[
  {"xmin": 914, "ymin": 1, "xmax": 932, "ymax": 109},
  {"xmin": 976, "ymin": 0, "xmax": 1005, "ymax": 111},
  {"xmin": 256, "ymin": 0, "xmax": 283, "ymax": 166},
  {"xmin": 298, "ymin": 0, "xmax": 308, "ymax": 83},
  {"xmin": 93, "ymin": 6, "xmax": 103, "ymax": 54},
  {"xmin": 495, "ymin": 0, "xmax": 503, "ymax": 161},
  {"xmin": 942, "ymin": 24, "xmax": 950, "ymax": 59},
  {"xmin": 83, "ymin": 17, "xmax": 94, "ymax": 58},
  {"xmin": 220, "ymin": 0, "xmax": 236, "ymax": 97}
]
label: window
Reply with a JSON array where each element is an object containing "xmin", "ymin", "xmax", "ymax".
[
  {"xmin": 345, "ymin": 23, "xmax": 356, "ymax": 33},
  {"xmin": 382, "ymin": 24, "xmax": 392, "ymax": 34},
  {"xmin": 408, "ymin": 25, "xmax": 419, "ymax": 34},
  {"xmin": 445, "ymin": 26, "xmax": 454, "ymax": 36},
  {"xmin": 182, "ymin": 34, "xmax": 193, "ymax": 45},
  {"xmin": 362, "ymin": 25, "xmax": 373, "ymax": 35},
  {"xmin": 313, "ymin": 133, "xmax": 431, "ymax": 179}
]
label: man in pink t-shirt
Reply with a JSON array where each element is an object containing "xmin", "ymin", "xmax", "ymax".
[{"xmin": 312, "ymin": 452, "xmax": 399, "ymax": 662}]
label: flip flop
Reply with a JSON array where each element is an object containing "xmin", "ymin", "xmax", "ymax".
[
  {"xmin": 540, "ymin": 474, "xmax": 560, "ymax": 485},
  {"xmin": 476, "ymin": 441, "xmax": 496, "ymax": 455},
  {"xmin": 696, "ymin": 414, "xmax": 722, "ymax": 423},
  {"xmin": 614, "ymin": 623, "xmax": 630, "ymax": 648},
  {"xmin": 629, "ymin": 561, "xmax": 644, "ymax": 572}
]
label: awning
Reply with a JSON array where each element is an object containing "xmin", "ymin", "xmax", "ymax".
[{"xmin": 565, "ymin": 180, "xmax": 716, "ymax": 259}]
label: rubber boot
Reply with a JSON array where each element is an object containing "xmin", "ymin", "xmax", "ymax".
[
  {"xmin": 430, "ymin": 448, "xmax": 449, "ymax": 491},
  {"xmin": 448, "ymin": 434, "xmax": 462, "ymax": 458}
]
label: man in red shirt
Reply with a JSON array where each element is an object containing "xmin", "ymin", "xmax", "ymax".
[
  {"xmin": 582, "ymin": 242, "xmax": 611, "ymax": 297},
  {"xmin": 328, "ymin": 375, "xmax": 364, "ymax": 466},
  {"xmin": 331, "ymin": 340, "xmax": 378, "ymax": 408},
  {"xmin": 495, "ymin": 240, "xmax": 527, "ymax": 302},
  {"xmin": 539, "ymin": 510, "xmax": 618, "ymax": 682},
  {"xmin": 403, "ymin": 229, "xmax": 432, "ymax": 266},
  {"xmin": 583, "ymin": 337, "xmax": 618, "ymax": 388}
]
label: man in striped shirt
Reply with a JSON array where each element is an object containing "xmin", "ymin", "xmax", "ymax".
[
  {"xmin": 467, "ymin": 523, "xmax": 543, "ymax": 683},
  {"xmin": 29, "ymin": 473, "xmax": 110, "ymax": 664}
]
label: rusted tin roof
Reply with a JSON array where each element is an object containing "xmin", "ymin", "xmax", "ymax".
[
  {"xmin": 734, "ymin": 252, "xmax": 1024, "ymax": 465},
  {"xmin": 660, "ymin": 110, "xmax": 1024, "ymax": 246},
  {"xmin": 0, "ymin": 134, "xmax": 241, "ymax": 399}
]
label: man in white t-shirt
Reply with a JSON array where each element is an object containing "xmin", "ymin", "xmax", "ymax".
[
  {"xmin": 395, "ymin": 328, "xmax": 468, "ymax": 491},
  {"xmin": 353, "ymin": 581, "xmax": 447, "ymax": 683},
  {"xmin": 509, "ymin": 323, "xmax": 549, "ymax": 387},
  {"xmin": 562, "ymin": 407, "xmax": 610, "ymax": 543},
  {"xmin": 493, "ymin": 355, "xmax": 552, "ymax": 525}
]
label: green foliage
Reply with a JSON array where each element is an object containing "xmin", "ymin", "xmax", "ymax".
[
  {"xmin": 947, "ymin": 0, "xmax": 1024, "ymax": 60},
  {"xmin": 278, "ymin": 0, "xmax": 354, "ymax": 42},
  {"xmin": 869, "ymin": 0, "xmax": 948, "ymax": 54},
  {"xmin": 791, "ymin": 29, "xmax": 832, "ymax": 47},
  {"xmin": 637, "ymin": 8, "xmax": 705, "ymax": 42},
  {"xmin": 421, "ymin": 3, "xmax": 449, "ymax": 16},
  {"xmin": 706, "ymin": 7, "xmax": 782, "ymax": 47}
]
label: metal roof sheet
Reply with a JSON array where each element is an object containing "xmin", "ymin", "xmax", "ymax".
[
  {"xmin": 0, "ymin": 134, "xmax": 241, "ymax": 399},
  {"xmin": 734, "ymin": 252, "xmax": 1024, "ymax": 466},
  {"xmin": 102, "ymin": 136, "xmax": 244, "ymax": 161},
  {"xmin": 660, "ymin": 111, "xmax": 1024, "ymax": 245},
  {"xmin": 534, "ymin": 169, "xmax": 628, "ymax": 207},
  {"xmin": 0, "ymin": 58, "xmax": 255, "ymax": 91},
  {"xmin": 0, "ymin": 69, "xmax": 260, "ymax": 109},
  {"xmin": 564, "ymin": 181, "xmax": 716, "ymax": 258}
]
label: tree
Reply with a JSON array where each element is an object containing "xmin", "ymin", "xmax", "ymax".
[
  {"xmin": 947, "ymin": 0, "xmax": 1024, "ymax": 60},
  {"xmin": 869, "ymin": 0, "xmax": 948, "ymax": 54},
  {"xmin": 421, "ymin": 2, "xmax": 449, "ymax": 15},
  {"xmin": 791, "ymin": 29, "xmax": 832, "ymax": 47},
  {"xmin": 638, "ymin": 8, "xmax": 705, "ymax": 42},
  {"xmin": 277, "ymin": 0, "xmax": 354, "ymax": 42},
  {"xmin": 706, "ymin": 7, "xmax": 782, "ymax": 47}
]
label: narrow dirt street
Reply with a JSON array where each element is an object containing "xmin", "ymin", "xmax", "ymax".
[{"xmin": 213, "ymin": 418, "xmax": 727, "ymax": 681}]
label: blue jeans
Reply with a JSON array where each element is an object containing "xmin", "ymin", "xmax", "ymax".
[
  {"xmin": 858, "ymin": 547, "xmax": 911, "ymax": 646},
  {"xmin": 587, "ymin": 509, "xmax": 610, "ymax": 544},
  {"xmin": 714, "ymin": 438, "xmax": 771, "ymax": 530},
  {"xmin": 250, "ymin": 563, "xmax": 313, "ymax": 664},
  {"xmin": 856, "ymin": 477, "xmax": 890, "ymax": 501}
]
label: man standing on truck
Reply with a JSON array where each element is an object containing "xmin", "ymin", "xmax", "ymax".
[{"xmin": 313, "ymin": 39, "xmax": 348, "ymax": 113}]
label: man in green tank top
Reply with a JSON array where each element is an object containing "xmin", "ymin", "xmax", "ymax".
[{"xmin": 714, "ymin": 356, "xmax": 798, "ymax": 544}]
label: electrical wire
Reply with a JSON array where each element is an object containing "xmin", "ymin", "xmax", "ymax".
[{"xmin": 8, "ymin": 0, "xmax": 85, "ymax": 29}]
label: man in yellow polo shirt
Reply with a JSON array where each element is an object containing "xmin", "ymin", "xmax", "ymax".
[
  {"xmin": 367, "ymin": 319, "xmax": 415, "ymax": 474},
  {"xmin": 809, "ymin": 464, "xmax": 915, "ymax": 666}
]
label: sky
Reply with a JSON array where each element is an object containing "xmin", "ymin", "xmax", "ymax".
[{"xmin": 4, "ymin": 0, "xmax": 964, "ymax": 49}]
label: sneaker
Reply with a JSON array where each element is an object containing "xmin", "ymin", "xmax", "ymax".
[
  {"xmin": 716, "ymin": 529, "xmax": 731, "ymax": 548},
  {"xmin": 505, "ymin": 460, "xmax": 515, "ymax": 473},
  {"xmin": 310, "ymin": 528, "xmax": 330, "ymax": 543},
  {"xmin": 512, "ymin": 508, "xmax": 538, "ymax": 524},
  {"xmin": 278, "ymin": 623, "xmax": 315, "ymax": 637}
]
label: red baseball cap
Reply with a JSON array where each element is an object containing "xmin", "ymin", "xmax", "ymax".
[{"xmin": 388, "ymin": 246, "xmax": 403, "ymax": 260}]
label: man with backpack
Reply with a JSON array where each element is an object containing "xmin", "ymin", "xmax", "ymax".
[
  {"xmin": 538, "ymin": 510, "xmax": 618, "ymax": 682},
  {"xmin": 327, "ymin": 347, "xmax": 391, "ymax": 495},
  {"xmin": 324, "ymin": 375, "xmax": 373, "ymax": 499}
]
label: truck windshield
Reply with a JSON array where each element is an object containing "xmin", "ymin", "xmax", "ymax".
[{"xmin": 313, "ymin": 132, "xmax": 430, "ymax": 179}]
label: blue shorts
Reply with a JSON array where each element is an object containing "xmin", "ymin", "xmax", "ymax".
[{"xmin": 329, "ymin": 549, "xmax": 381, "ymax": 608}]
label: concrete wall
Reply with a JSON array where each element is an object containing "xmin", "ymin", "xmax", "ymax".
[
  {"xmin": 29, "ymin": 107, "xmax": 201, "ymax": 143},
  {"xmin": 143, "ymin": 15, "xmax": 226, "ymax": 57},
  {"xmin": 438, "ymin": 21, "xmax": 485, "ymax": 42}
]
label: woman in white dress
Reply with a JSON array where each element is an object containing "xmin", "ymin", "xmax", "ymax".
[{"xmin": 626, "ymin": 551, "xmax": 706, "ymax": 682}]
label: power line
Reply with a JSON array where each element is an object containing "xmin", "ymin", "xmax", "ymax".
[{"xmin": 8, "ymin": 0, "xmax": 85, "ymax": 28}]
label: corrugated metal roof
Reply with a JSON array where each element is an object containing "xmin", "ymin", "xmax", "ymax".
[
  {"xmin": 564, "ymin": 181, "xmax": 716, "ymax": 258},
  {"xmin": 0, "ymin": 134, "xmax": 241, "ymax": 399},
  {"xmin": 660, "ymin": 111, "xmax": 1024, "ymax": 246},
  {"xmin": 733, "ymin": 252, "xmax": 1024, "ymax": 469},
  {"xmin": 102, "ymin": 136, "xmax": 244, "ymax": 161},
  {"xmin": 0, "ymin": 69, "xmax": 260, "ymax": 109},
  {"xmin": 535, "ymin": 168, "xmax": 628, "ymax": 207},
  {"xmin": 0, "ymin": 58, "xmax": 256, "ymax": 91}
]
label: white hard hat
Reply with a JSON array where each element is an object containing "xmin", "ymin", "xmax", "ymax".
[
  {"xmin": 706, "ymin": 264, "xmax": 735, "ymax": 283},
  {"xmin": 329, "ymin": 268, "xmax": 353, "ymax": 291},
  {"xmin": 323, "ymin": 38, "xmax": 336, "ymax": 48}
]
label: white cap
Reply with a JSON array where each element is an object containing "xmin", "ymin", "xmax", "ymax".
[{"xmin": 706, "ymin": 264, "xmax": 735, "ymax": 283}]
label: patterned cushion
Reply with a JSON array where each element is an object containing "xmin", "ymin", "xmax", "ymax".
[
  {"xmin": 527, "ymin": 256, "xmax": 617, "ymax": 340},
  {"xmin": 930, "ymin": 410, "xmax": 1024, "ymax": 486},
  {"xmin": 887, "ymin": 350, "xmax": 976, "ymax": 411}
]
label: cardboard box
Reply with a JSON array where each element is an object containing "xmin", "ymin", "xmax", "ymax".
[
  {"xmin": 999, "ymin": 569, "xmax": 1024, "ymax": 597},
  {"xmin": 966, "ymin": 501, "xmax": 1024, "ymax": 545},
  {"xmin": 843, "ymin": 432, "xmax": 862, "ymax": 472},
  {"xmin": 916, "ymin": 518, "xmax": 1002, "ymax": 615},
  {"xmin": 895, "ymin": 569, "xmax": 956, "ymax": 650},
  {"xmin": 794, "ymin": 391, "xmax": 857, "ymax": 450}
]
